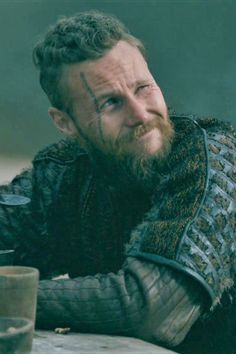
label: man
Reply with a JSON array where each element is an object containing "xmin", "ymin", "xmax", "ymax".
[{"xmin": 0, "ymin": 11, "xmax": 235, "ymax": 353}]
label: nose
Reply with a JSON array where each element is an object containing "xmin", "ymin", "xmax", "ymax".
[{"xmin": 124, "ymin": 96, "xmax": 148, "ymax": 127}]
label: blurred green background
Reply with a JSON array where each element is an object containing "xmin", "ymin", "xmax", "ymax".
[{"xmin": 1, "ymin": 0, "xmax": 235, "ymax": 159}]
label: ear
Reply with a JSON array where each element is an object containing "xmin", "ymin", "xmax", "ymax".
[{"xmin": 48, "ymin": 107, "xmax": 77, "ymax": 137}]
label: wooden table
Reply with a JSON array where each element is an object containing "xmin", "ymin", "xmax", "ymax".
[{"xmin": 32, "ymin": 331, "xmax": 178, "ymax": 353}]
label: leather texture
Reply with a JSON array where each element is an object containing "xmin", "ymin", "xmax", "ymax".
[
  {"xmin": 179, "ymin": 128, "xmax": 236, "ymax": 307},
  {"xmin": 37, "ymin": 257, "xmax": 203, "ymax": 347}
]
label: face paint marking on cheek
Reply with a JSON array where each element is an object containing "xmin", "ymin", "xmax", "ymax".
[{"xmin": 80, "ymin": 72, "xmax": 105, "ymax": 145}]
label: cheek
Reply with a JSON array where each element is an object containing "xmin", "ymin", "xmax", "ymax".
[
  {"xmin": 78, "ymin": 110, "xmax": 102, "ymax": 138},
  {"xmin": 148, "ymin": 87, "xmax": 166, "ymax": 106},
  {"xmin": 100, "ymin": 113, "xmax": 123, "ymax": 136}
]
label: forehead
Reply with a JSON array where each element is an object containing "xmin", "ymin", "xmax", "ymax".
[{"xmin": 62, "ymin": 41, "xmax": 150, "ymax": 102}]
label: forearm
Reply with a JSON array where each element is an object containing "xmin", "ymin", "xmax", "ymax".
[{"xmin": 36, "ymin": 257, "xmax": 205, "ymax": 347}]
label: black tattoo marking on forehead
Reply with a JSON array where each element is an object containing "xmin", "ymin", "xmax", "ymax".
[{"xmin": 80, "ymin": 72, "xmax": 105, "ymax": 144}]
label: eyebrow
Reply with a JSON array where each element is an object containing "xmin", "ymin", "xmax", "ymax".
[
  {"xmin": 96, "ymin": 79, "xmax": 152, "ymax": 102},
  {"xmin": 96, "ymin": 90, "xmax": 120, "ymax": 103}
]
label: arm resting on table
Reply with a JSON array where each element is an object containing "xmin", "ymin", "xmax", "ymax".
[{"xmin": 37, "ymin": 257, "xmax": 205, "ymax": 348}]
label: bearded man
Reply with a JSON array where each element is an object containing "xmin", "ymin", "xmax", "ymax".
[{"xmin": 0, "ymin": 11, "xmax": 235, "ymax": 354}]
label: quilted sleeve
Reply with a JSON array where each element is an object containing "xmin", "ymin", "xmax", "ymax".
[{"xmin": 37, "ymin": 257, "xmax": 205, "ymax": 347}]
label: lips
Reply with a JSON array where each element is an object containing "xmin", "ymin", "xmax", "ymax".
[{"xmin": 116, "ymin": 117, "xmax": 164, "ymax": 147}]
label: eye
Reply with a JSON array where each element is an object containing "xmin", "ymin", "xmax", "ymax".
[
  {"xmin": 100, "ymin": 97, "xmax": 121, "ymax": 111},
  {"xmin": 137, "ymin": 84, "xmax": 150, "ymax": 93}
]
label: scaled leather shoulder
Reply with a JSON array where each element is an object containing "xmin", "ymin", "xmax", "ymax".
[{"xmin": 127, "ymin": 115, "xmax": 236, "ymax": 306}]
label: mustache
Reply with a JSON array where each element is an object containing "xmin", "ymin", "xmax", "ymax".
[{"xmin": 115, "ymin": 115, "xmax": 168, "ymax": 146}]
